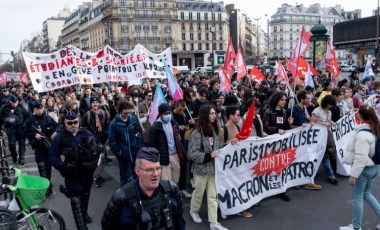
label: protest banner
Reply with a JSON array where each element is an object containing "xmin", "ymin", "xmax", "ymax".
[
  {"xmin": 216, "ymin": 125, "xmax": 327, "ymax": 215},
  {"xmin": 22, "ymin": 44, "xmax": 173, "ymax": 93},
  {"xmin": 330, "ymin": 112, "xmax": 358, "ymax": 176}
]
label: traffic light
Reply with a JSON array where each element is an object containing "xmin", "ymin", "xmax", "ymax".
[{"xmin": 217, "ymin": 56, "xmax": 225, "ymax": 64}]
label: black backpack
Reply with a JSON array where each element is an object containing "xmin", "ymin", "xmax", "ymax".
[{"xmin": 357, "ymin": 129, "xmax": 380, "ymax": 165}]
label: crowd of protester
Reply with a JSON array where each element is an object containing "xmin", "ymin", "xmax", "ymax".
[{"xmin": 0, "ymin": 67, "xmax": 379, "ymax": 230}]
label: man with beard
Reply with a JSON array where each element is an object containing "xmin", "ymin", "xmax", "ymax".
[
  {"xmin": 101, "ymin": 147, "xmax": 185, "ymax": 230},
  {"xmin": 138, "ymin": 90, "xmax": 153, "ymax": 145},
  {"xmin": 50, "ymin": 111, "xmax": 102, "ymax": 230}
]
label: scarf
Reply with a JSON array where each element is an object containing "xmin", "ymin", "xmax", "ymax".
[{"xmin": 91, "ymin": 109, "xmax": 102, "ymax": 132}]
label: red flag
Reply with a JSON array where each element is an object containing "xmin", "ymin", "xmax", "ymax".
[
  {"xmin": 0, "ymin": 72, "xmax": 7, "ymax": 85},
  {"xmin": 325, "ymin": 38, "xmax": 341, "ymax": 79},
  {"xmin": 218, "ymin": 65, "xmax": 232, "ymax": 93},
  {"xmin": 19, "ymin": 70, "xmax": 30, "ymax": 86},
  {"xmin": 249, "ymin": 66, "xmax": 265, "ymax": 83},
  {"xmin": 235, "ymin": 48, "xmax": 247, "ymax": 82},
  {"xmin": 224, "ymin": 38, "xmax": 236, "ymax": 75},
  {"xmin": 309, "ymin": 64, "xmax": 319, "ymax": 76},
  {"xmin": 236, "ymin": 100, "xmax": 255, "ymax": 140}
]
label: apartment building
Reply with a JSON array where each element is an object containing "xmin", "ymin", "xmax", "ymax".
[
  {"xmin": 41, "ymin": 7, "xmax": 70, "ymax": 53},
  {"xmin": 176, "ymin": 0, "xmax": 230, "ymax": 68},
  {"xmin": 269, "ymin": 3, "xmax": 347, "ymax": 61}
]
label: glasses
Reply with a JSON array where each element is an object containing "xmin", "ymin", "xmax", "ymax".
[
  {"xmin": 138, "ymin": 167, "xmax": 162, "ymax": 174},
  {"xmin": 65, "ymin": 120, "xmax": 79, "ymax": 126}
]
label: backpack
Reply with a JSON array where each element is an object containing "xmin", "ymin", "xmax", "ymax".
[
  {"xmin": 357, "ymin": 129, "xmax": 380, "ymax": 165},
  {"xmin": 222, "ymin": 125, "xmax": 240, "ymax": 143}
]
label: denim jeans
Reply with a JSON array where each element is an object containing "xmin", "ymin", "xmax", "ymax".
[
  {"xmin": 352, "ymin": 165, "xmax": 380, "ymax": 229},
  {"xmin": 322, "ymin": 159, "xmax": 336, "ymax": 179}
]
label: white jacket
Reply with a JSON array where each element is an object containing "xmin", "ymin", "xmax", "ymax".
[{"xmin": 343, "ymin": 123, "xmax": 376, "ymax": 178}]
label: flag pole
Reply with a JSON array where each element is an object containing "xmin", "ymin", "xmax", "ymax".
[{"xmin": 290, "ymin": 27, "xmax": 304, "ymax": 118}]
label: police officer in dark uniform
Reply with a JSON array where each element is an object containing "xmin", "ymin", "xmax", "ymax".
[
  {"xmin": 50, "ymin": 111, "xmax": 103, "ymax": 230},
  {"xmin": 101, "ymin": 147, "xmax": 186, "ymax": 230},
  {"xmin": 0, "ymin": 87, "xmax": 12, "ymax": 109},
  {"xmin": 0, "ymin": 94, "xmax": 29, "ymax": 165},
  {"xmin": 25, "ymin": 101, "xmax": 60, "ymax": 195}
]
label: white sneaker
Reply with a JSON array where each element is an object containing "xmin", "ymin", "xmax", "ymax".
[
  {"xmin": 189, "ymin": 211, "xmax": 202, "ymax": 223},
  {"xmin": 181, "ymin": 190, "xmax": 192, "ymax": 198},
  {"xmin": 210, "ymin": 222, "xmax": 228, "ymax": 230},
  {"xmin": 191, "ymin": 179, "xmax": 195, "ymax": 188},
  {"xmin": 339, "ymin": 224, "xmax": 361, "ymax": 230},
  {"xmin": 220, "ymin": 212, "xmax": 227, "ymax": 219}
]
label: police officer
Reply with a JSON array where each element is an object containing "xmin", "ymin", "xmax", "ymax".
[
  {"xmin": 101, "ymin": 147, "xmax": 186, "ymax": 230},
  {"xmin": 0, "ymin": 94, "xmax": 29, "ymax": 165},
  {"xmin": 0, "ymin": 87, "xmax": 12, "ymax": 108},
  {"xmin": 25, "ymin": 101, "xmax": 60, "ymax": 195},
  {"xmin": 50, "ymin": 111, "xmax": 102, "ymax": 230}
]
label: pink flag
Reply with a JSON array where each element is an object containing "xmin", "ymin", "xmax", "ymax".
[
  {"xmin": 218, "ymin": 65, "xmax": 231, "ymax": 93},
  {"xmin": 224, "ymin": 37, "xmax": 236, "ymax": 75},
  {"xmin": 166, "ymin": 66, "xmax": 183, "ymax": 101},
  {"xmin": 277, "ymin": 60, "xmax": 288, "ymax": 82},
  {"xmin": 19, "ymin": 70, "xmax": 30, "ymax": 86},
  {"xmin": 325, "ymin": 39, "xmax": 341, "ymax": 79},
  {"xmin": 0, "ymin": 72, "xmax": 7, "ymax": 85},
  {"xmin": 235, "ymin": 48, "xmax": 247, "ymax": 82},
  {"xmin": 148, "ymin": 84, "xmax": 167, "ymax": 125},
  {"xmin": 292, "ymin": 26, "xmax": 311, "ymax": 59}
]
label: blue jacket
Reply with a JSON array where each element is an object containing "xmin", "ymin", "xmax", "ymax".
[{"xmin": 108, "ymin": 114, "xmax": 142, "ymax": 162}]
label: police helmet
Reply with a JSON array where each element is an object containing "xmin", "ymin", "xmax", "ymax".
[{"xmin": 3, "ymin": 116, "xmax": 17, "ymax": 129}]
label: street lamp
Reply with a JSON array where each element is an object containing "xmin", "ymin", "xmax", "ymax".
[{"xmin": 253, "ymin": 17, "xmax": 261, "ymax": 64}]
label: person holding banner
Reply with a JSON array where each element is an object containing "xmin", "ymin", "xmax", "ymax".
[
  {"xmin": 340, "ymin": 105, "xmax": 380, "ymax": 230},
  {"xmin": 310, "ymin": 95, "xmax": 339, "ymax": 185},
  {"xmin": 188, "ymin": 104, "xmax": 228, "ymax": 230},
  {"xmin": 262, "ymin": 91, "xmax": 293, "ymax": 201}
]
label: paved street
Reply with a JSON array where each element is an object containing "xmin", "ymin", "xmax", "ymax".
[{"xmin": 10, "ymin": 143, "xmax": 380, "ymax": 230}]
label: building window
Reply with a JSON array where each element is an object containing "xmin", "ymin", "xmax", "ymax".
[
  {"xmin": 206, "ymin": 33, "xmax": 209, "ymax": 40},
  {"xmin": 120, "ymin": 0, "xmax": 126, "ymax": 6},
  {"xmin": 150, "ymin": 0, "xmax": 155, "ymax": 7},
  {"xmin": 274, "ymin": 26, "xmax": 277, "ymax": 32},
  {"xmin": 190, "ymin": 33, "xmax": 194, "ymax": 40},
  {"xmin": 189, "ymin": 12, "xmax": 193, "ymax": 20},
  {"xmin": 142, "ymin": 0, "xmax": 147, "ymax": 7},
  {"xmin": 190, "ymin": 23, "xmax": 193, "ymax": 30},
  {"xmin": 191, "ymin": 43, "xmax": 194, "ymax": 50},
  {"xmin": 219, "ymin": 43, "xmax": 223, "ymax": 50},
  {"xmin": 219, "ymin": 33, "xmax": 222, "ymax": 40},
  {"xmin": 182, "ymin": 33, "xmax": 185, "ymax": 40},
  {"xmin": 198, "ymin": 33, "xmax": 201, "ymax": 40},
  {"xmin": 181, "ymin": 23, "xmax": 185, "ymax": 30},
  {"xmin": 180, "ymin": 12, "xmax": 184, "ymax": 20},
  {"xmin": 205, "ymin": 23, "xmax": 209, "ymax": 30},
  {"xmin": 219, "ymin": 23, "xmax": 222, "ymax": 30},
  {"xmin": 182, "ymin": 43, "xmax": 186, "ymax": 51},
  {"xmin": 204, "ymin": 12, "xmax": 208, "ymax": 20},
  {"xmin": 206, "ymin": 43, "xmax": 209, "ymax": 50},
  {"xmin": 197, "ymin": 23, "xmax": 201, "ymax": 30},
  {"xmin": 198, "ymin": 43, "xmax": 202, "ymax": 50},
  {"xmin": 218, "ymin": 13, "xmax": 222, "ymax": 21},
  {"xmin": 197, "ymin": 13, "xmax": 201, "ymax": 20}
]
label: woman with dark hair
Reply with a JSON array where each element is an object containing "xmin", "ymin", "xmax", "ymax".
[
  {"xmin": 311, "ymin": 95, "xmax": 339, "ymax": 185},
  {"xmin": 261, "ymin": 91, "xmax": 293, "ymax": 201},
  {"xmin": 262, "ymin": 91, "xmax": 293, "ymax": 135},
  {"xmin": 340, "ymin": 105, "xmax": 380, "ymax": 230},
  {"xmin": 188, "ymin": 105, "xmax": 227, "ymax": 230}
]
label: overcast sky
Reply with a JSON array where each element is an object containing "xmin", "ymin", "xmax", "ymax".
[{"xmin": 0, "ymin": 0, "xmax": 378, "ymax": 62}]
